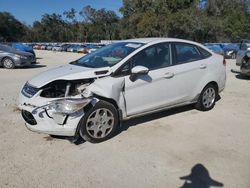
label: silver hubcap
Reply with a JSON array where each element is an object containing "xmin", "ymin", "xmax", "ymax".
[
  {"xmin": 86, "ymin": 108, "xmax": 114, "ymax": 139},
  {"xmin": 202, "ymin": 87, "xmax": 216, "ymax": 108},
  {"xmin": 4, "ymin": 59, "xmax": 13, "ymax": 68}
]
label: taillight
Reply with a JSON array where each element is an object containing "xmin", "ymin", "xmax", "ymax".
[{"xmin": 223, "ymin": 59, "xmax": 226, "ymax": 66}]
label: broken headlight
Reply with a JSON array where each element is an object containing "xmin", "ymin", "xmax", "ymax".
[{"xmin": 48, "ymin": 98, "xmax": 91, "ymax": 114}]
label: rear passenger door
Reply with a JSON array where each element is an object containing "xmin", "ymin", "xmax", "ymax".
[{"xmin": 170, "ymin": 42, "xmax": 211, "ymax": 102}]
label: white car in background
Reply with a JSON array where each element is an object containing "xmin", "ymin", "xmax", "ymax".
[{"xmin": 19, "ymin": 38, "xmax": 226, "ymax": 143}]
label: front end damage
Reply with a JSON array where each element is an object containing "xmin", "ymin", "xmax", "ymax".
[
  {"xmin": 19, "ymin": 79, "xmax": 99, "ymax": 136},
  {"xmin": 19, "ymin": 76, "xmax": 125, "ymax": 137}
]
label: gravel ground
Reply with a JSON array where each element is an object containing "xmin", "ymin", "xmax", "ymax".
[{"xmin": 0, "ymin": 50, "xmax": 249, "ymax": 188}]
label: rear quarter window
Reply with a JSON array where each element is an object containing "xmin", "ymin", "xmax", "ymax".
[{"xmin": 198, "ymin": 47, "xmax": 212, "ymax": 58}]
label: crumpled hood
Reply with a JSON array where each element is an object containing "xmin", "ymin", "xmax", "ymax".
[{"xmin": 28, "ymin": 64, "xmax": 111, "ymax": 88}]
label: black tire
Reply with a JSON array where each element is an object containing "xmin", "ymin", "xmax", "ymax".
[
  {"xmin": 195, "ymin": 84, "xmax": 218, "ymax": 111},
  {"xmin": 2, "ymin": 57, "xmax": 15, "ymax": 69},
  {"xmin": 79, "ymin": 100, "xmax": 119, "ymax": 143}
]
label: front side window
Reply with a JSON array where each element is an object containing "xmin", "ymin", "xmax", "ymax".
[
  {"xmin": 71, "ymin": 42, "xmax": 144, "ymax": 68},
  {"xmin": 174, "ymin": 43, "xmax": 202, "ymax": 64},
  {"xmin": 131, "ymin": 43, "xmax": 171, "ymax": 70}
]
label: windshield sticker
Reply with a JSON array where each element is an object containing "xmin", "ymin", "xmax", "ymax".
[{"xmin": 125, "ymin": 43, "xmax": 142, "ymax": 49}]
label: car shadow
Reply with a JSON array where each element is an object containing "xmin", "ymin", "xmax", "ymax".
[
  {"xmin": 21, "ymin": 64, "xmax": 47, "ymax": 69},
  {"xmin": 119, "ymin": 105, "xmax": 195, "ymax": 133},
  {"xmin": 45, "ymin": 135, "xmax": 86, "ymax": 145},
  {"xmin": 119, "ymin": 94, "xmax": 221, "ymax": 134},
  {"xmin": 235, "ymin": 74, "xmax": 250, "ymax": 80},
  {"xmin": 180, "ymin": 163, "xmax": 224, "ymax": 188}
]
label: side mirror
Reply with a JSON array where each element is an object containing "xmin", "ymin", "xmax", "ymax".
[
  {"xmin": 131, "ymin": 66, "xmax": 149, "ymax": 75},
  {"xmin": 130, "ymin": 66, "xmax": 149, "ymax": 82}
]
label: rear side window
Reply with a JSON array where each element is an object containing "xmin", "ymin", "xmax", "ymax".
[{"xmin": 174, "ymin": 43, "xmax": 203, "ymax": 64}]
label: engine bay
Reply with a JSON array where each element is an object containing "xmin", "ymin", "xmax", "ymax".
[{"xmin": 40, "ymin": 79, "xmax": 93, "ymax": 98}]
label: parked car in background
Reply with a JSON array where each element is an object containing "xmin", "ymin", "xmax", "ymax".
[
  {"xmin": 86, "ymin": 44, "xmax": 101, "ymax": 53},
  {"xmin": 33, "ymin": 44, "xmax": 42, "ymax": 50},
  {"xmin": 46, "ymin": 45, "xmax": 53, "ymax": 51},
  {"xmin": 223, "ymin": 44, "xmax": 239, "ymax": 59},
  {"xmin": 0, "ymin": 44, "xmax": 35, "ymax": 69},
  {"xmin": 11, "ymin": 43, "xmax": 36, "ymax": 56},
  {"xmin": 59, "ymin": 44, "xmax": 70, "ymax": 51},
  {"xmin": 72, "ymin": 44, "xmax": 82, "ymax": 52},
  {"xmin": 77, "ymin": 45, "xmax": 87, "ymax": 53},
  {"xmin": 40, "ymin": 45, "xmax": 47, "ymax": 50},
  {"xmin": 205, "ymin": 44, "xmax": 225, "ymax": 56},
  {"xmin": 52, "ymin": 44, "xmax": 62, "ymax": 51},
  {"xmin": 19, "ymin": 38, "xmax": 226, "ymax": 143},
  {"xmin": 236, "ymin": 39, "xmax": 250, "ymax": 66},
  {"xmin": 66, "ymin": 44, "xmax": 77, "ymax": 52},
  {"xmin": 240, "ymin": 51, "xmax": 250, "ymax": 76}
]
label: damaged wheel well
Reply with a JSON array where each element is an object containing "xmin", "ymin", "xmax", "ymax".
[{"xmin": 93, "ymin": 95, "xmax": 119, "ymax": 110}]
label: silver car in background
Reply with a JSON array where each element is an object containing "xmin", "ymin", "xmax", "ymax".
[
  {"xmin": 0, "ymin": 44, "xmax": 35, "ymax": 69},
  {"xmin": 236, "ymin": 39, "xmax": 250, "ymax": 66}
]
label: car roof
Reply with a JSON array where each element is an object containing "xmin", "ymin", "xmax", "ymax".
[{"xmin": 122, "ymin": 38, "xmax": 202, "ymax": 45}]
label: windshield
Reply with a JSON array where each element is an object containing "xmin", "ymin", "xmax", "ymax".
[{"xmin": 72, "ymin": 42, "xmax": 144, "ymax": 68}]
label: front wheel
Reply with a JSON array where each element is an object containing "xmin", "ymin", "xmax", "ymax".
[
  {"xmin": 2, "ymin": 57, "xmax": 15, "ymax": 69},
  {"xmin": 195, "ymin": 84, "xmax": 218, "ymax": 111},
  {"xmin": 79, "ymin": 100, "xmax": 119, "ymax": 143}
]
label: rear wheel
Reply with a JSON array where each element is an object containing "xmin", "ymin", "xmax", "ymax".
[
  {"xmin": 79, "ymin": 100, "xmax": 119, "ymax": 143},
  {"xmin": 195, "ymin": 84, "xmax": 218, "ymax": 111},
  {"xmin": 2, "ymin": 57, "xmax": 15, "ymax": 69}
]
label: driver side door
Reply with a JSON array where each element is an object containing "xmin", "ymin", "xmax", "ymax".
[{"xmin": 122, "ymin": 43, "xmax": 174, "ymax": 116}]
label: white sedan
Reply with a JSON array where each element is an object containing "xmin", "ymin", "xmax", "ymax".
[{"xmin": 19, "ymin": 38, "xmax": 226, "ymax": 143}]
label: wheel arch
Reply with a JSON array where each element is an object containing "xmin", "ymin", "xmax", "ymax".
[
  {"xmin": 92, "ymin": 94, "xmax": 123, "ymax": 120},
  {"xmin": 205, "ymin": 81, "xmax": 219, "ymax": 92},
  {"xmin": 1, "ymin": 56, "xmax": 15, "ymax": 66}
]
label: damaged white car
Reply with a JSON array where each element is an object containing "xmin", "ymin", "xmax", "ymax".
[{"xmin": 19, "ymin": 38, "xmax": 226, "ymax": 143}]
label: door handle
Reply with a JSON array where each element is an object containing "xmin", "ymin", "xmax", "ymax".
[
  {"xmin": 200, "ymin": 64, "xmax": 207, "ymax": 69},
  {"xmin": 164, "ymin": 72, "xmax": 174, "ymax": 79}
]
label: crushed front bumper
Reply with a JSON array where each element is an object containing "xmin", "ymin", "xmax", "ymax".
[{"xmin": 19, "ymin": 103, "xmax": 84, "ymax": 136}]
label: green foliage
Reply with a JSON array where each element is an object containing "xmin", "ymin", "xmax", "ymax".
[
  {"xmin": 0, "ymin": 12, "xmax": 27, "ymax": 42},
  {"xmin": 0, "ymin": 1, "xmax": 250, "ymax": 43}
]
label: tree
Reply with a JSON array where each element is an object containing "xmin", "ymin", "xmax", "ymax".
[
  {"xmin": 80, "ymin": 6, "xmax": 120, "ymax": 41},
  {"xmin": 0, "ymin": 12, "xmax": 27, "ymax": 42}
]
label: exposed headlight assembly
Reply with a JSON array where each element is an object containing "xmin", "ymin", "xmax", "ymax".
[{"xmin": 48, "ymin": 98, "xmax": 92, "ymax": 115}]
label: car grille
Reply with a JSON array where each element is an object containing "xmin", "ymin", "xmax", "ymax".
[
  {"xmin": 21, "ymin": 110, "xmax": 37, "ymax": 125},
  {"xmin": 21, "ymin": 83, "xmax": 39, "ymax": 98}
]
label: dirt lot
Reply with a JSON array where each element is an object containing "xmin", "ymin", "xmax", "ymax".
[{"xmin": 0, "ymin": 50, "xmax": 249, "ymax": 188}]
